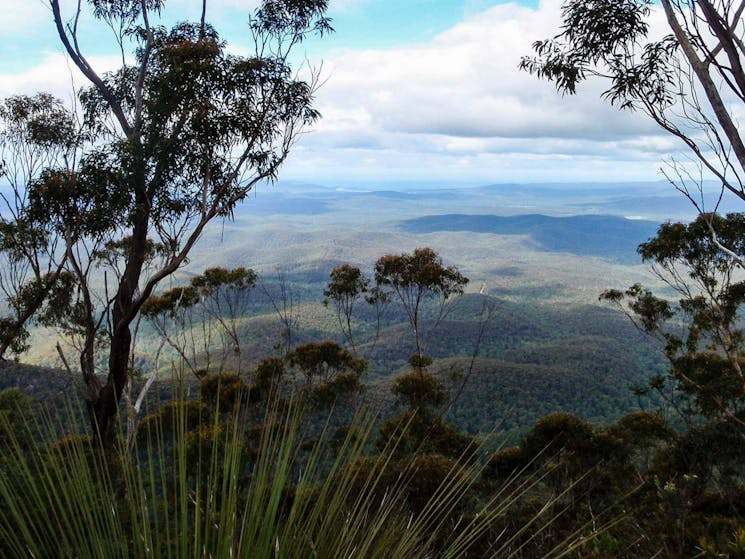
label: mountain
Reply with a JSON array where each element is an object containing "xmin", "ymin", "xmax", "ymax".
[
  {"xmin": 399, "ymin": 214, "xmax": 660, "ymax": 263},
  {"xmin": 5, "ymin": 182, "xmax": 685, "ymax": 434}
]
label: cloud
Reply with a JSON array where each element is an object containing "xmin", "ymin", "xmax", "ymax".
[
  {"xmin": 0, "ymin": 0, "xmax": 684, "ymax": 184},
  {"xmin": 316, "ymin": 0, "xmax": 666, "ymax": 141},
  {"xmin": 0, "ymin": 52, "xmax": 123, "ymax": 101},
  {"xmin": 0, "ymin": 0, "xmax": 49, "ymax": 35},
  {"xmin": 282, "ymin": 0, "xmax": 688, "ymax": 183},
  {"xmin": 281, "ymin": 138, "xmax": 668, "ymax": 186}
]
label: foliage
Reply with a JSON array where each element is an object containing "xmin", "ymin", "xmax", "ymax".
[
  {"xmin": 11, "ymin": 236, "xmax": 736, "ymax": 556},
  {"xmin": 0, "ymin": 391, "xmax": 582, "ymax": 559},
  {"xmin": 253, "ymin": 356, "xmax": 286, "ymax": 394},
  {"xmin": 0, "ymin": 0, "xmax": 329, "ymax": 445},
  {"xmin": 0, "ymin": 387, "xmax": 34, "ymax": 449},
  {"xmin": 142, "ymin": 267, "xmax": 258, "ymax": 376},
  {"xmin": 488, "ymin": 401, "xmax": 745, "ymax": 558},
  {"xmin": 590, "ymin": 210, "xmax": 745, "ymax": 556},
  {"xmin": 323, "ymin": 263, "xmax": 370, "ymax": 352},
  {"xmin": 602, "ymin": 213, "xmax": 745, "ymax": 424},
  {"xmin": 0, "ymin": 95, "xmax": 78, "ymax": 358},
  {"xmin": 199, "ymin": 372, "xmax": 248, "ymax": 410},
  {"xmin": 322, "ymin": 263, "xmax": 392, "ymax": 360},
  {"xmin": 287, "ymin": 340, "xmax": 365, "ymax": 407},
  {"xmin": 391, "ymin": 369, "xmax": 447, "ymax": 410},
  {"xmin": 375, "ymin": 247, "xmax": 468, "ymax": 360},
  {"xmin": 522, "ymin": 0, "xmax": 745, "ymax": 236}
]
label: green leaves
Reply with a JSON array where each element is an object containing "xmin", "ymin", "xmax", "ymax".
[
  {"xmin": 192, "ymin": 266, "xmax": 257, "ymax": 295},
  {"xmin": 561, "ymin": 0, "xmax": 651, "ymax": 57},
  {"xmin": 375, "ymin": 247, "xmax": 468, "ymax": 300},
  {"xmin": 640, "ymin": 213, "xmax": 745, "ymax": 277},
  {"xmin": 391, "ymin": 370, "xmax": 447, "ymax": 411},
  {"xmin": 324, "ymin": 264, "xmax": 369, "ymax": 305},
  {"xmin": 602, "ymin": 213, "xmax": 745, "ymax": 423},
  {"xmin": 140, "ymin": 285, "xmax": 199, "ymax": 318},
  {"xmin": 27, "ymin": 159, "xmax": 130, "ymax": 237},
  {"xmin": 0, "ymin": 0, "xmax": 330, "ymax": 444},
  {"xmin": 253, "ymin": 0, "xmax": 333, "ymax": 38},
  {"xmin": 89, "ymin": 0, "xmax": 164, "ymax": 24},
  {"xmin": 520, "ymin": 0, "xmax": 677, "ymax": 112},
  {"xmin": 0, "ymin": 395, "xmax": 528, "ymax": 559},
  {"xmin": 0, "ymin": 94, "xmax": 77, "ymax": 150},
  {"xmin": 288, "ymin": 340, "xmax": 365, "ymax": 382},
  {"xmin": 373, "ymin": 247, "xmax": 468, "ymax": 364},
  {"xmin": 0, "ymin": 318, "xmax": 30, "ymax": 357}
]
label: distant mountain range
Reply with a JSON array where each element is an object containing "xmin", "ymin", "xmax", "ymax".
[
  {"xmin": 399, "ymin": 214, "xmax": 660, "ymax": 263},
  {"xmin": 232, "ymin": 179, "xmax": 741, "ymax": 223}
]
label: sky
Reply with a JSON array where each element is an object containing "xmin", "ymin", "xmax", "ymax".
[{"xmin": 0, "ymin": 0, "xmax": 683, "ymax": 187}]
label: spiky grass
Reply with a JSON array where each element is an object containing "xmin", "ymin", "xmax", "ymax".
[{"xmin": 0, "ymin": 396, "xmax": 594, "ymax": 558}]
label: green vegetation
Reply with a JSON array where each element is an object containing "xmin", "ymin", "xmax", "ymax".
[
  {"xmin": 400, "ymin": 214, "xmax": 659, "ymax": 264},
  {"xmin": 0, "ymin": 245, "xmax": 657, "ymax": 557},
  {"xmin": 0, "ymin": 380, "xmax": 596, "ymax": 558},
  {"xmin": 0, "ymin": 0, "xmax": 331, "ymax": 446},
  {"xmin": 2, "ymin": 0, "xmax": 745, "ymax": 556},
  {"xmin": 5, "ymin": 232, "xmax": 744, "ymax": 556}
]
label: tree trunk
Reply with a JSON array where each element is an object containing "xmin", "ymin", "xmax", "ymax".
[{"xmin": 92, "ymin": 158, "xmax": 149, "ymax": 447}]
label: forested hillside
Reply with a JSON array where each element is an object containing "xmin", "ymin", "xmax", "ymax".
[
  {"xmin": 3, "ymin": 290, "xmax": 665, "ymax": 436},
  {"xmin": 401, "ymin": 214, "xmax": 659, "ymax": 263},
  {"xmin": 3, "ymin": 0, "xmax": 745, "ymax": 557}
]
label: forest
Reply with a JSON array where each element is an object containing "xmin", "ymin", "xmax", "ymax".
[{"xmin": 2, "ymin": 0, "xmax": 745, "ymax": 557}]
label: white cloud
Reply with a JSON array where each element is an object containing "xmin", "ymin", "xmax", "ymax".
[
  {"xmin": 316, "ymin": 0, "xmax": 665, "ymax": 141},
  {"xmin": 0, "ymin": 52, "xmax": 124, "ymax": 102},
  {"xmin": 0, "ymin": 0, "xmax": 686, "ymax": 184},
  {"xmin": 0, "ymin": 0, "xmax": 49, "ymax": 34},
  {"xmin": 285, "ymin": 0, "xmax": 689, "ymax": 183}
]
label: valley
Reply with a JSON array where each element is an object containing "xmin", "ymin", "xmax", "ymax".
[{"xmin": 14, "ymin": 180, "xmax": 702, "ymax": 435}]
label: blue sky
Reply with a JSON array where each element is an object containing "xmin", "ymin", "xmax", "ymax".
[{"xmin": 0, "ymin": 0, "xmax": 678, "ymax": 187}]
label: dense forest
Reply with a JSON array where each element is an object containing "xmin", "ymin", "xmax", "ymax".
[{"xmin": 2, "ymin": 0, "xmax": 745, "ymax": 557}]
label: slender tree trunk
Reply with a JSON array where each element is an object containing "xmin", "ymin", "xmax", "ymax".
[
  {"xmin": 661, "ymin": 0, "xmax": 745, "ymax": 184},
  {"xmin": 94, "ymin": 155, "xmax": 149, "ymax": 446}
]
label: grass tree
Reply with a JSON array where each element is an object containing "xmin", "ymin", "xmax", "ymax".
[{"xmin": 0, "ymin": 393, "xmax": 594, "ymax": 558}]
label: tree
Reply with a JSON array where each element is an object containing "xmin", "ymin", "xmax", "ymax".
[
  {"xmin": 601, "ymin": 213, "xmax": 745, "ymax": 429},
  {"xmin": 323, "ymin": 264, "xmax": 369, "ymax": 353},
  {"xmin": 262, "ymin": 270, "xmax": 301, "ymax": 357},
  {"xmin": 521, "ymin": 0, "xmax": 745, "ymax": 235},
  {"xmin": 287, "ymin": 340, "xmax": 365, "ymax": 408},
  {"xmin": 192, "ymin": 267, "xmax": 257, "ymax": 375},
  {"xmin": 597, "ymin": 214, "xmax": 745, "ymax": 553},
  {"xmin": 0, "ymin": 0, "xmax": 330, "ymax": 445},
  {"xmin": 0, "ymin": 95, "xmax": 79, "ymax": 358},
  {"xmin": 142, "ymin": 267, "xmax": 257, "ymax": 377},
  {"xmin": 323, "ymin": 263, "xmax": 389, "ymax": 356},
  {"xmin": 524, "ymin": 10, "xmax": 745, "ymax": 547},
  {"xmin": 374, "ymin": 247, "xmax": 468, "ymax": 363},
  {"xmin": 373, "ymin": 248, "xmax": 471, "ymax": 465}
]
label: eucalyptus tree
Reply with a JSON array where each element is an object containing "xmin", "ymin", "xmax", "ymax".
[
  {"xmin": 522, "ymin": 0, "xmax": 745, "ymax": 424},
  {"xmin": 323, "ymin": 264, "xmax": 369, "ymax": 353},
  {"xmin": 602, "ymin": 213, "xmax": 745, "ymax": 428},
  {"xmin": 374, "ymin": 247, "xmax": 468, "ymax": 363},
  {"xmin": 323, "ymin": 263, "xmax": 389, "ymax": 356},
  {"xmin": 141, "ymin": 267, "xmax": 257, "ymax": 378},
  {"xmin": 521, "ymin": 0, "xmax": 745, "ymax": 241},
  {"xmin": 0, "ymin": 94, "xmax": 80, "ymax": 358},
  {"xmin": 0, "ymin": 0, "xmax": 330, "ymax": 444}
]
